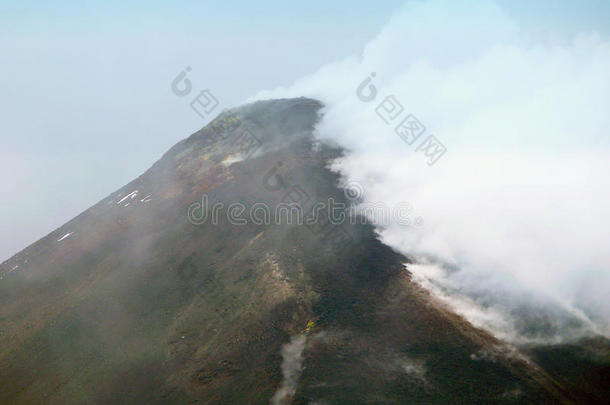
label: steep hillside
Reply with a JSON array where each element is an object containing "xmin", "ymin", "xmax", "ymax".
[{"xmin": 0, "ymin": 98, "xmax": 608, "ymax": 404}]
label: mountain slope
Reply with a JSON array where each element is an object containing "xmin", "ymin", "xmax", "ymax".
[{"xmin": 0, "ymin": 98, "xmax": 608, "ymax": 404}]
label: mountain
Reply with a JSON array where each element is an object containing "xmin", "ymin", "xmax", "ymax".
[{"xmin": 1, "ymin": 98, "xmax": 609, "ymax": 404}]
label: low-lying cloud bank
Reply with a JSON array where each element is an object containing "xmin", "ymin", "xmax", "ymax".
[{"xmin": 252, "ymin": 0, "xmax": 610, "ymax": 344}]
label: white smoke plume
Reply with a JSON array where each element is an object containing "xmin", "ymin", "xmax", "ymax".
[
  {"xmin": 252, "ymin": 0, "xmax": 610, "ymax": 343},
  {"xmin": 271, "ymin": 335, "xmax": 307, "ymax": 405}
]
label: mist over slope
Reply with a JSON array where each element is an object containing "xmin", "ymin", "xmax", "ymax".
[{"xmin": 252, "ymin": 0, "xmax": 610, "ymax": 343}]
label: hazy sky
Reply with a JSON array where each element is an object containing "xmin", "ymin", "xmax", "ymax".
[{"xmin": 1, "ymin": 0, "xmax": 609, "ymax": 261}]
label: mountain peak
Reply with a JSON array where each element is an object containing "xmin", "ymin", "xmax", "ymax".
[{"xmin": 1, "ymin": 98, "xmax": 608, "ymax": 404}]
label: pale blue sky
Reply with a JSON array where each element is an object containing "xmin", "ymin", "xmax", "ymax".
[{"xmin": 1, "ymin": 0, "xmax": 609, "ymax": 261}]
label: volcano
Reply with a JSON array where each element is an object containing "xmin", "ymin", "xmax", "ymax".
[{"xmin": 1, "ymin": 98, "xmax": 609, "ymax": 404}]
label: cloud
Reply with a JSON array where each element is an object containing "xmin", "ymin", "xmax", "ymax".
[{"xmin": 252, "ymin": 0, "xmax": 610, "ymax": 343}]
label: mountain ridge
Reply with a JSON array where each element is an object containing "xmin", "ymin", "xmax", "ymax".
[{"xmin": 0, "ymin": 97, "xmax": 608, "ymax": 404}]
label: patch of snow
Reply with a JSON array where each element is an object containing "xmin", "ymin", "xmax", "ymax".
[
  {"xmin": 117, "ymin": 190, "xmax": 138, "ymax": 204},
  {"xmin": 57, "ymin": 232, "xmax": 73, "ymax": 242},
  {"xmin": 140, "ymin": 194, "xmax": 152, "ymax": 203}
]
